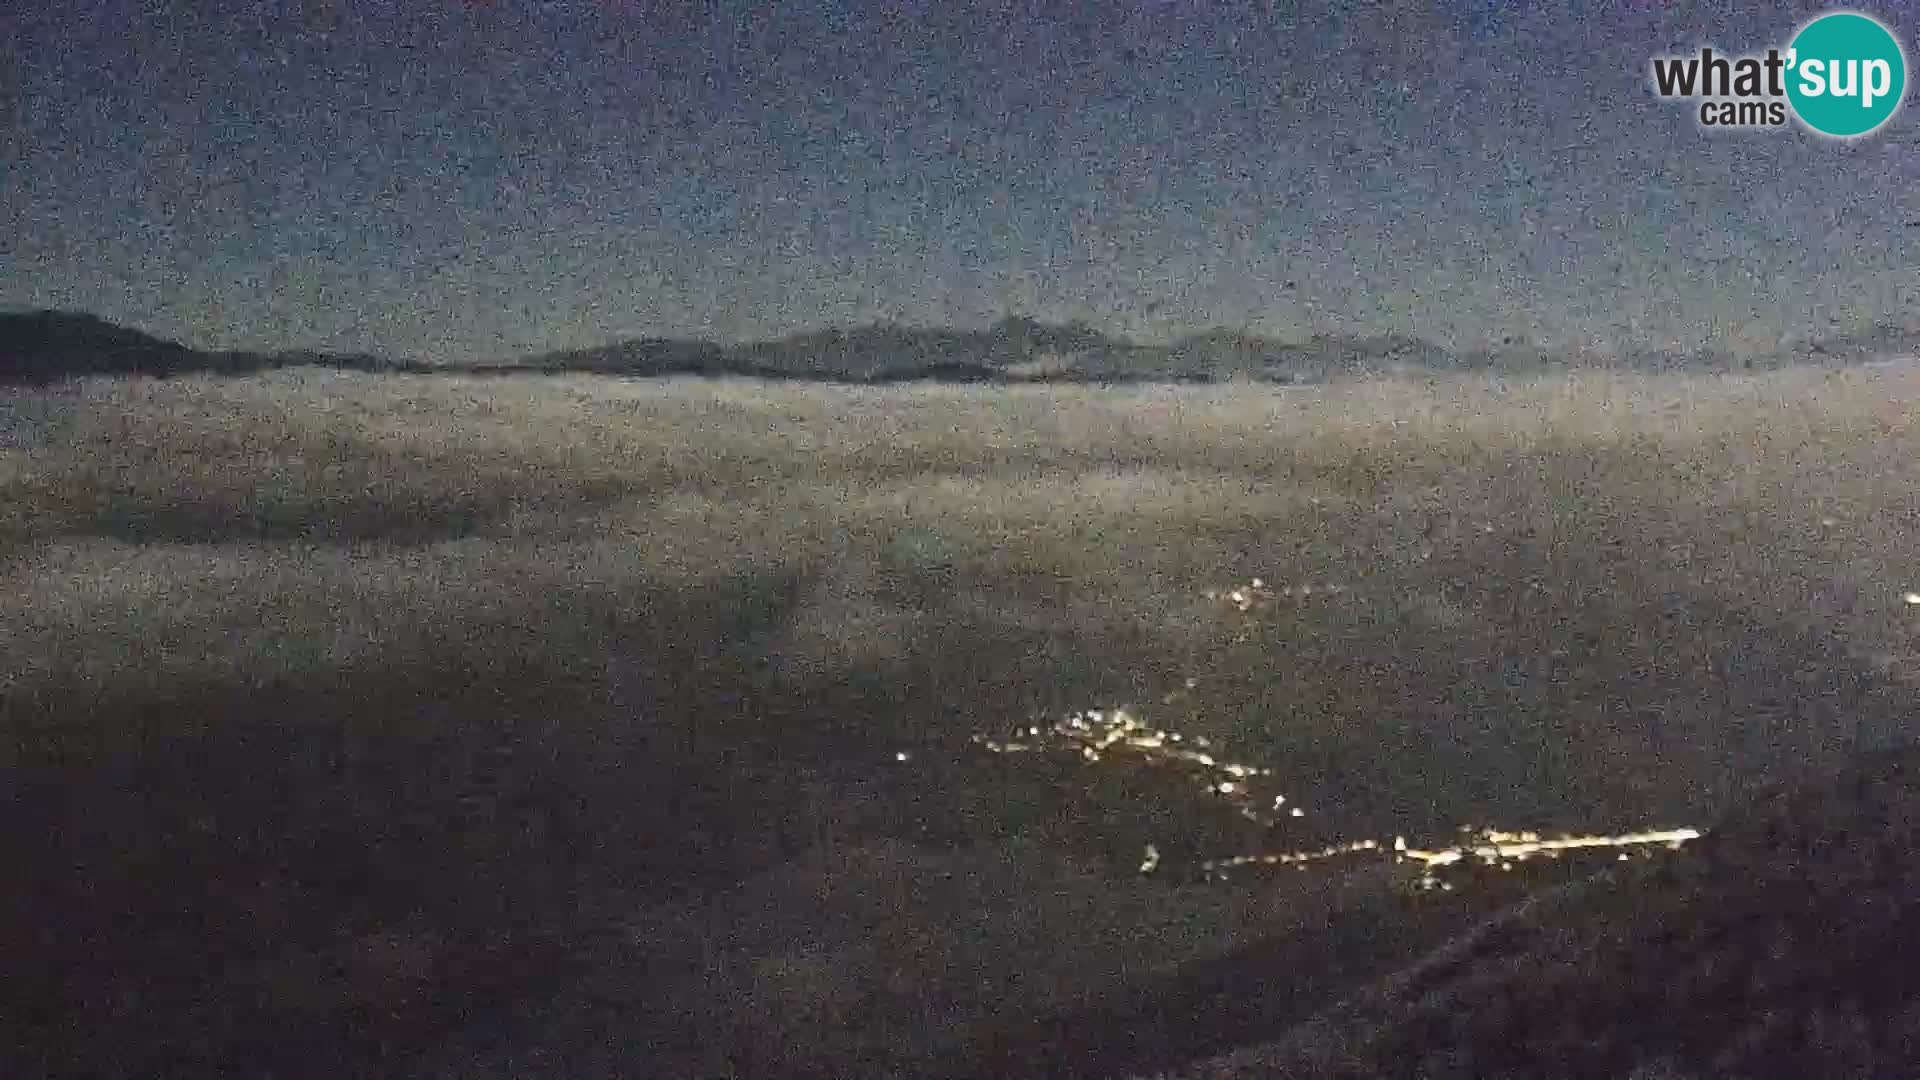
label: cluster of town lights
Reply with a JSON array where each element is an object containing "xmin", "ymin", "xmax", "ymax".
[{"xmin": 957, "ymin": 578, "xmax": 1707, "ymax": 894}]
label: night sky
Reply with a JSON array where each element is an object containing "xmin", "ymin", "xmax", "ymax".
[{"xmin": 5, "ymin": 0, "xmax": 1917, "ymax": 362}]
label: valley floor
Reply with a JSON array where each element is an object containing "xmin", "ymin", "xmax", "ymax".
[{"xmin": 6, "ymin": 365, "xmax": 1920, "ymax": 1075}]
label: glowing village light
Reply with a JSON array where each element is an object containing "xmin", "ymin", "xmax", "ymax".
[
  {"xmin": 1139, "ymin": 843, "xmax": 1161, "ymax": 875},
  {"xmin": 956, "ymin": 577, "xmax": 1706, "ymax": 896}
]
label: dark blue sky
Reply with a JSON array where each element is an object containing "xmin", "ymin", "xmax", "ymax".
[{"xmin": 5, "ymin": 1, "xmax": 1917, "ymax": 360}]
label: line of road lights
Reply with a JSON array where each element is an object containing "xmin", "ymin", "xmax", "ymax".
[
  {"xmin": 916, "ymin": 580, "xmax": 1920, "ymax": 891},
  {"xmin": 965, "ymin": 701, "xmax": 1702, "ymax": 892},
  {"xmin": 952, "ymin": 577, "xmax": 1732, "ymax": 893}
]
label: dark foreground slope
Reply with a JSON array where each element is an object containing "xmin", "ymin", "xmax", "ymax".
[{"xmin": 1180, "ymin": 743, "xmax": 1920, "ymax": 1080}]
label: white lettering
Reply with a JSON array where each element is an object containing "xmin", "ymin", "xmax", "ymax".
[
  {"xmin": 1862, "ymin": 58, "xmax": 1893, "ymax": 109},
  {"xmin": 1800, "ymin": 56, "xmax": 1828, "ymax": 96}
]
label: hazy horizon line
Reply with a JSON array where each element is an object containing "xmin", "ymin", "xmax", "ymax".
[{"xmin": 10, "ymin": 306, "xmax": 1919, "ymax": 369}]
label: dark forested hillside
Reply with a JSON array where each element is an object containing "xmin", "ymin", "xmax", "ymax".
[{"xmin": 0, "ymin": 311, "xmax": 405, "ymax": 381}]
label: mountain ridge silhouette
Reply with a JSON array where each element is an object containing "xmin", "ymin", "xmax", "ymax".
[{"xmin": 5, "ymin": 309, "xmax": 1916, "ymax": 386}]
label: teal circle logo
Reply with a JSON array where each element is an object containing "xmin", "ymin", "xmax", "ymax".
[{"xmin": 1786, "ymin": 12, "xmax": 1907, "ymax": 137}]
